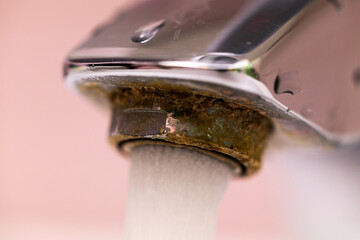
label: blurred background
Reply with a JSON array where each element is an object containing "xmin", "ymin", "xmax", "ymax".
[{"xmin": 0, "ymin": 0, "xmax": 359, "ymax": 239}]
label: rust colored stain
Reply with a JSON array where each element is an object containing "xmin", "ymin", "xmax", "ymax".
[{"xmin": 78, "ymin": 80, "xmax": 273, "ymax": 176}]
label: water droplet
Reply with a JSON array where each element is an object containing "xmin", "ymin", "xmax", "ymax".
[
  {"xmin": 173, "ymin": 28, "xmax": 182, "ymax": 40},
  {"xmin": 300, "ymin": 107, "xmax": 313, "ymax": 119},
  {"xmin": 274, "ymin": 70, "xmax": 301, "ymax": 95},
  {"xmin": 327, "ymin": 0, "xmax": 343, "ymax": 12},
  {"xmin": 353, "ymin": 66, "xmax": 360, "ymax": 86},
  {"xmin": 131, "ymin": 19, "xmax": 166, "ymax": 43}
]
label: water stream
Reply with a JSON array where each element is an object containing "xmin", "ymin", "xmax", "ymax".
[{"xmin": 123, "ymin": 145, "xmax": 233, "ymax": 240}]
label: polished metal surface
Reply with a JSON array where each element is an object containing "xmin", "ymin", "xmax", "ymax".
[
  {"xmin": 67, "ymin": 0, "xmax": 313, "ymax": 62},
  {"xmin": 65, "ymin": 0, "xmax": 360, "ymax": 161}
]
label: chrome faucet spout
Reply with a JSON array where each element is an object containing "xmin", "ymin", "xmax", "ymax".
[{"xmin": 64, "ymin": 0, "xmax": 360, "ymax": 176}]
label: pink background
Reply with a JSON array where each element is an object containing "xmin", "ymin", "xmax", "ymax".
[{"xmin": 1, "ymin": 0, "xmax": 359, "ymax": 239}]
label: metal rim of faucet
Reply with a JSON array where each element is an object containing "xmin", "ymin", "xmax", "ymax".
[
  {"xmin": 75, "ymin": 75, "xmax": 274, "ymax": 176},
  {"xmin": 118, "ymin": 139, "xmax": 247, "ymax": 175},
  {"xmin": 65, "ymin": 68, "xmax": 337, "ymax": 176}
]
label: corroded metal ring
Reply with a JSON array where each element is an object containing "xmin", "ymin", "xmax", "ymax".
[{"xmin": 78, "ymin": 78, "xmax": 274, "ymax": 176}]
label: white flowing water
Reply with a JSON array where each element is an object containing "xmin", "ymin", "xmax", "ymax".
[{"xmin": 122, "ymin": 145, "xmax": 233, "ymax": 240}]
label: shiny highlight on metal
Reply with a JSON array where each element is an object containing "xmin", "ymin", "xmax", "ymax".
[{"xmin": 65, "ymin": 0, "xmax": 360, "ymax": 176}]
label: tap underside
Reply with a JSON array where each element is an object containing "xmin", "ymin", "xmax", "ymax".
[{"xmin": 64, "ymin": 0, "xmax": 360, "ymax": 176}]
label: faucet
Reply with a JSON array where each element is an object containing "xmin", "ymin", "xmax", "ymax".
[{"xmin": 64, "ymin": 0, "xmax": 360, "ymax": 176}]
